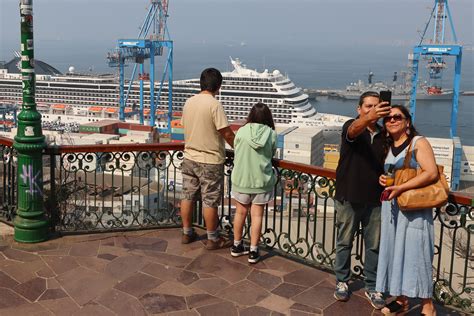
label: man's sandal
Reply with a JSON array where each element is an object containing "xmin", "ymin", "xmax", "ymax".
[{"xmin": 381, "ymin": 300, "xmax": 409, "ymax": 315}]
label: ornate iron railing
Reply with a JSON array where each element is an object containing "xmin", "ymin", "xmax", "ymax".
[
  {"xmin": 0, "ymin": 137, "xmax": 16, "ymax": 224},
  {"xmin": 43, "ymin": 143, "xmax": 185, "ymax": 232},
  {"xmin": 0, "ymin": 140, "xmax": 471, "ymax": 312}
]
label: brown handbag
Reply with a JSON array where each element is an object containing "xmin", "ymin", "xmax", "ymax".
[{"xmin": 394, "ymin": 137, "xmax": 449, "ymax": 211}]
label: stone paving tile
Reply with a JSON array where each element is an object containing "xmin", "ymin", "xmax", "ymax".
[
  {"xmin": 0, "ymin": 302, "xmax": 53, "ymax": 316},
  {"xmin": 97, "ymin": 253, "xmax": 117, "ymax": 261},
  {"xmin": 283, "ymin": 267, "xmax": 329, "ymax": 287},
  {"xmin": 72, "ymin": 302, "xmax": 115, "ymax": 316},
  {"xmin": 190, "ymin": 276, "xmax": 231, "ymax": 295},
  {"xmin": 1, "ymin": 247, "xmax": 41, "ymax": 262},
  {"xmin": 10, "ymin": 240, "xmax": 60, "ymax": 253},
  {"xmin": 96, "ymin": 288, "xmax": 147, "ymax": 316},
  {"xmin": 177, "ymin": 269, "xmax": 199, "ymax": 285},
  {"xmin": 2, "ymin": 259, "xmax": 48, "ymax": 283},
  {"xmin": 140, "ymin": 262, "xmax": 183, "ymax": 281},
  {"xmin": 0, "ymin": 287, "xmax": 29, "ymax": 309},
  {"xmin": 292, "ymin": 279, "xmax": 338, "ymax": 310},
  {"xmin": 69, "ymin": 240, "xmax": 100, "ymax": 257},
  {"xmin": 98, "ymin": 244, "xmax": 131, "ymax": 258},
  {"xmin": 261, "ymin": 255, "xmax": 303, "ymax": 273},
  {"xmin": 42, "ymin": 255, "xmax": 79, "ymax": 275},
  {"xmin": 289, "ymin": 302, "xmax": 323, "ymax": 314},
  {"xmin": 186, "ymin": 253, "xmax": 252, "ymax": 283},
  {"xmin": 114, "ymin": 236, "xmax": 168, "ymax": 252},
  {"xmin": 217, "ymin": 280, "xmax": 270, "ymax": 306},
  {"xmin": 74, "ymin": 256, "xmax": 109, "ymax": 273},
  {"xmin": 38, "ymin": 297, "xmax": 81, "ymax": 315},
  {"xmin": 185, "ymin": 293, "xmax": 224, "ymax": 309},
  {"xmin": 140, "ymin": 250, "xmax": 193, "ymax": 268},
  {"xmin": 247, "ymin": 269, "xmax": 282, "ymax": 290},
  {"xmin": 0, "ymin": 270, "xmax": 19, "ymax": 289},
  {"xmin": 239, "ymin": 306, "xmax": 274, "ymax": 316},
  {"xmin": 114, "ymin": 272, "xmax": 163, "ymax": 298},
  {"xmin": 46, "ymin": 278, "xmax": 61, "ymax": 289},
  {"xmin": 139, "ymin": 293, "xmax": 187, "ymax": 314},
  {"xmin": 167, "ymin": 311, "xmax": 199, "ymax": 316},
  {"xmin": 56, "ymin": 266, "xmax": 118, "ymax": 306},
  {"xmin": 37, "ymin": 245, "xmax": 71, "ymax": 256},
  {"xmin": 36, "ymin": 265, "xmax": 57, "ymax": 278},
  {"xmin": 13, "ymin": 277, "xmax": 47, "ymax": 301},
  {"xmin": 195, "ymin": 301, "xmax": 239, "ymax": 316},
  {"xmin": 323, "ymin": 293, "xmax": 378, "ymax": 316},
  {"xmin": 257, "ymin": 293, "xmax": 295, "ymax": 314},
  {"xmin": 271, "ymin": 282, "xmax": 309, "ymax": 298},
  {"xmin": 0, "ymin": 228, "xmax": 463, "ymax": 315},
  {"xmin": 104, "ymin": 254, "xmax": 149, "ymax": 281},
  {"xmin": 38, "ymin": 288, "xmax": 68, "ymax": 301},
  {"xmin": 151, "ymin": 280, "xmax": 204, "ymax": 297}
]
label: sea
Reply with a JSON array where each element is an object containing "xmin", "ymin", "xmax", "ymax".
[{"xmin": 2, "ymin": 42, "xmax": 473, "ymax": 144}]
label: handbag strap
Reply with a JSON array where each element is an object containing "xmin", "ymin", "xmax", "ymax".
[
  {"xmin": 402, "ymin": 136, "xmax": 422, "ymax": 169},
  {"xmin": 402, "ymin": 138, "xmax": 414, "ymax": 169}
]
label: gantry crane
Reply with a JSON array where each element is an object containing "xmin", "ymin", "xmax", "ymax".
[
  {"xmin": 409, "ymin": 0, "xmax": 462, "ymax": 137},
  {"xmin": 107, "ymin": 0, "xmax": 173, "ymax": 130}
]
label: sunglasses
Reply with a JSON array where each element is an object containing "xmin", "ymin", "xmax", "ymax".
[{"xmin": 383, "ymin": 114, "xmax": 406, "ymax": 123}]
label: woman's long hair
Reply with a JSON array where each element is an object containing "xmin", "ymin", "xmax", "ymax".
[
  {"xmin": 383, "ymin": 105, "xmax": 419, "ymax": 156},
  {"xmin": 246, "ymin": 102, "xmax": 275, "ymax": 130}
]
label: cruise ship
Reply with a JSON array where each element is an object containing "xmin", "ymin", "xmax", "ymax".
[{"xmin": 0, "ymin": 56, "xmax": 350, "ymax": 130}]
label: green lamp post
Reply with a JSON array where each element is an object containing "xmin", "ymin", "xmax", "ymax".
[{"xmin": 13, "ymin": 0, "xmax": 49, "ymax": 243}]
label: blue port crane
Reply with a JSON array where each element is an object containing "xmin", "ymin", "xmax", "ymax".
[
  {"xmin": 409, "ymin": 0, "xmax": 462, "ymax": 138},
  {"xmin": 107, "ymin": 0, "xmax": 173, "ymax": 131}
]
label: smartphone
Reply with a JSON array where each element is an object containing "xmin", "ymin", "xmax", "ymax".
[{"xmin": 379, "ymin": 90, "xmax": 392, "ymax": 107}]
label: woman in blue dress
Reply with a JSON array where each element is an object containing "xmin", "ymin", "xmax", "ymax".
[{"xmin": 376, "ymin": 105, "xmax": 438, "ymax": 316}]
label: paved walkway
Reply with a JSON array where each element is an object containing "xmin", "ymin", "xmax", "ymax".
[{"xmin": 0, "ymin": 227, "xmax": 464, "ymax": 315}]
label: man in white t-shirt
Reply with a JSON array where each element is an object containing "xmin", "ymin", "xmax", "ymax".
[{"xmin": 180, "ymin": 68, "xmax": 235, "ymax": 250}]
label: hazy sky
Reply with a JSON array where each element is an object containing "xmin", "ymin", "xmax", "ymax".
[
  {"xmin": 1, "ymin": 0, "xmax": 472, "ymax": 49},
  {"xmin": 0, "ymin": 0, "xmax": 472, "ymax": 87}
]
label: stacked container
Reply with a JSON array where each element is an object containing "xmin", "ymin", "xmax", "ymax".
[{"xmin": 283, "ymin": 127, "xmax": 325, "ymax": 166}]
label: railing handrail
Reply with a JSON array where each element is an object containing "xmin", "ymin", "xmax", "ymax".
[
  {"xmin": 0, "ymin": 136, "xmax": 471, "ymax": 205},
  {"xmin": 44, "ymin": 141, "xmax": 185, "ymax": 154},
  {"xmin": 0, "ymin": 136, "xmax": 14, "ymax": 147}
]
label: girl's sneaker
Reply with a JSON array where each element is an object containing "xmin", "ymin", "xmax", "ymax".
[
  {"xmin": 230, "ymin": 243, "xmax": 249, "ymax": 257},
  {"xmin": 248, "ymin": 249, "xmax": 260, "ymax": 264}
]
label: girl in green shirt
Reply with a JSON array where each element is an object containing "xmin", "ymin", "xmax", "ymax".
[{"xmin": 231, "ymin": 103, "xmax": 276, "ymax": 263}]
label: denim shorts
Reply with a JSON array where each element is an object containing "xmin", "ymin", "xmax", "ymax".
[
  {"xmin": 233, "ymin": 190, "xmax": 274, "ymax": 205},
  {"xmin": 181, "ymin": 158, "xmax": 224, "ymax": 208}
]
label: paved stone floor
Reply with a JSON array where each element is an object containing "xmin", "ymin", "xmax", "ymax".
[{"xmin": 0, "ymin": 227, "xmax": 465, "ymax": 315}]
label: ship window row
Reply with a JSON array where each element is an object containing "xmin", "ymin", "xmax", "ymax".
[
  {"xmin": 220, "ymin": 96, "xmax": 278, "ymax": 103},
  {"xmin": 286, "ymin": 99, "xmax": 308, "ymax": 105},
  {"xmin": 280, "ymin": 86, "xmax": 297, "ymax": 91},
  {"xmin": 223, "ymin": 81, "xmax": 272, "ymax": 87},
  {"xmin": 0, "ymin": 81, "xmax": 22, "ymax": 86},
  {"xmin": 220, "ymin": 91, "xmax": 292, "ymax": 99},
  {"xmin": 223, "ymin": 76, "xmax": 273, "ymax": 83},
  {"xmin": 225, "ymin": 102, "xmax": 287, "ymax": 109},
  {"xmin": 275, "ymin": 80, "xmax": 291, "ymax": 86},
  {"xmin": 223, "ymin": 86, "xmax": 277, "ymax": 92}
]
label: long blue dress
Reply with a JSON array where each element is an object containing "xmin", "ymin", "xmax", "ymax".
[{"xmin": 375, "ymin": 136, "xmax": 435, "ymax": 298}]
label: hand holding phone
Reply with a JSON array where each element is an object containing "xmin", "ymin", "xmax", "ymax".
[{"xmin": 379, "ymin": 90, "xmax": 392, "ymax": 107}]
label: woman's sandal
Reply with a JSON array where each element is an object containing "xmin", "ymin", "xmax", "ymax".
[{"xmin": 381, "ymin": 300, "xmax": 409, "ymax": 315}]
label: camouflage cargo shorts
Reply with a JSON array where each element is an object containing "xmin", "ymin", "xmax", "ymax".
[{"xmin": 181, "ymin": 158, "xmax": 224, "ymax": 208}]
